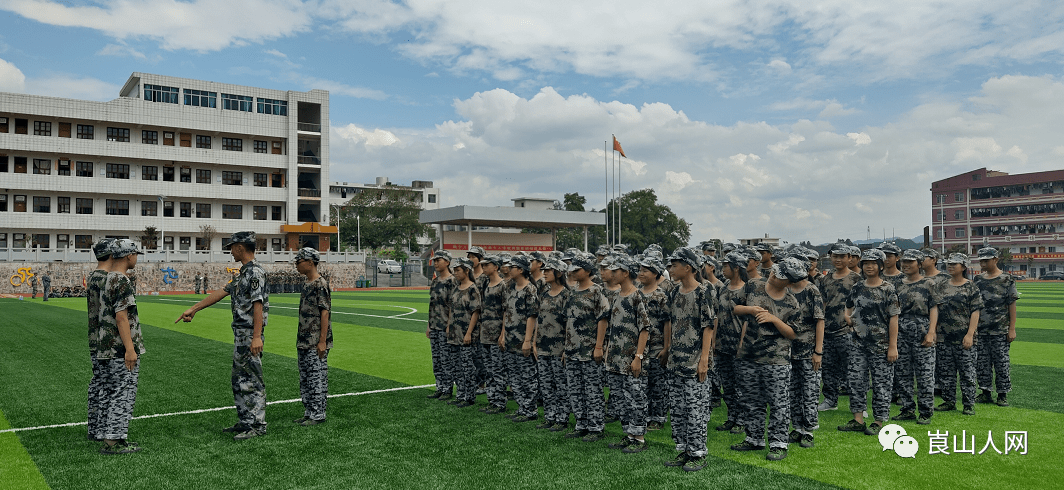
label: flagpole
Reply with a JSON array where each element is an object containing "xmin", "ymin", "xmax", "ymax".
[
  {"xmin": 612, "ymin": 142, "xmax": 617, "ymax": 245},
  {"xmin": 604, "ymin": 140, "xmax": 609, "ymax": 246},
  {"xmin": 618, "ymin": 146, "xmax": 622, "ymax": 245}
]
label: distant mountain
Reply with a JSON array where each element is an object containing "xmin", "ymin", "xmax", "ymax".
[{"xmin": 807, "ymin": 236, "xmax": 925, "ymax": 256}]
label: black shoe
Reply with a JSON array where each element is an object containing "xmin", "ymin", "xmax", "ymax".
[
  {"xmin": 622, "ymin": 438, "xmax": 648, "ymax": 454},
  {"xmin": 512, "ymin": 414, "xmax": 537, "ymax": 423},
  {"xmin": 608, "ymin": 436, "xmax": 633, "ymax": 449},
  {"xmin": 233, "ymin": 427, "xmax": 266, "ymax": 440},
  {"xmin": 566, "ymin": 428, "xmax": 589, "ymax": 439},
  {"xmin": 715, "ymin": 420, "xmax": 736, "ymax": 431},
  {"xmin": 455, "ymin": 400, "xmax": 475, "ymax": 408},
  {"xmin": 917, "ymin": 414, "xmax": 932, "ymax": 425},
  {"xmin": 299, "ymin": 418, "xmax": 325, "ymax": 426},
  {"xmin": 536, "ymin": 421, "xmax": 554, "ymax": 429},
  {"xmin": 582, "ymin": 431, "xmax": 605, "ymax": 442},
  {"xmin": 549, "ymin": 422, "xmax": 569, "ymax": 432},
  {"xmin": 799, "ymin": 434, "xmax": 814, "ymax": 448},
  {"xmin": 437, "ymin": 393, "xmax": 454, "ymax": 402},
  {"xmin": 766, "ymin": 447, "xmax": 788, "ymax": 461},
  {"xmin": 682, "ymin": 454, "xmax": 708, "ymax": 471},
  {"xmin": 838, "ymin": 419, "xmax": 866, "ymax": 432},
  {"xmin": 99, "ymin": 440, "xmax": 141, "ymax": 455},
  {"xmin": 788, "ymin": 430, "xmax": 802, "ymax": 443},
  {"xmin": 864, "ymin": 421, "xmax": 884, "ymax": 436},
  {"xmin": 996, "ymin": 393, "xmax": 1009, "ymax": 407},
  {"xmin": 664, "ymin": 452, "xmax": 689, "ymax": 467},
  {"xmin": 730, "ymin": 424, "xmax": 746, "ymax": 435},
  {"xmin": 962, "ymin": 405, "xmax": 975, "ymax": 416},
  {"xmin": 427, "ymin": 390, "xmax": 444, "ymax": 399},
  {"xmin": 710, "ymin": 399, "xmax": 722, "ymax": 409},
  {"xmin": 935, "ymin": 402, "xmax": 956, "ymax": 412},
  {"xmin": 647, "ymin": 421, "xmax": 664, "ymax": 431},
  {"xmin": 730, "ymin": 441, "xmax": 765, "ymax": 451},
  {"xmin": 484, "ymin": 406, "xmax": 505, "ymax": 414},
  {"xmin": 293, "ymin": 416, "xmax": 309, "ymax": 424},
  {"xmin": 222, "ymin": 424, "xmax": 249, "ymax": 433},
  {"xmin": 975, "ymin": 391, "xmax": 993, "ymax": 404},
  {"xmin": 895, "ymin": 410, "xmax": 916, "ymax": 420},
  {"xmin": 447, "ymin": 399, "xmax": 462, "ymax": 406}
]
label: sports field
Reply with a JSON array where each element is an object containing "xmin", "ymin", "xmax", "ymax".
[{"xmin": 1, "ymin": 283, "xmax": 1061, "ymax": 489}]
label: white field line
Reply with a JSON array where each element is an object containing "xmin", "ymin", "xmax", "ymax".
[
  {"xmin": 0, "ymin": 384, "xmax": 434, "ymax": 434},
  {"xmin": 156, "ymin": 298, "xmax": 425, "ymax": 322}
]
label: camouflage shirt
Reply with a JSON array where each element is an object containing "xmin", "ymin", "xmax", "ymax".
[
  {"xmin": 86, "ymin": 269, "xmax": 109, "ymax": 355},
  {"xmin": 474, "ymin": 273, "xmax": 489, "ymax": 293},
  {"xmin": 936, "ymin": 280, "xmax": 984, "ymax": 345},
  {"xmin": 447, "ymin": 284, "xmax": 482, "ymax": 346},
  {"xmin": 533, "ymin": 276, "xmax": 549, "ymax": 296},
  {"xmin": 846, "ymin": 281, "xmax": 901, "ymax": 355},
  {"xmin": 790, "ymin": 283, "xmax": 825, "ymax": 360},
  {"xmin": 478, "ymin": 279, "xmax": 507, "ymax": 345},
  {"xmin": 503, "ymin": 282, "xmax": 539, "ymax": 351},
  {"xmin": 428, "ymin": 274, "xmax": 457, "ymax": 332},
  {"xmin": 668, "ymin": 284, "xmax": 716, "ymax": 378},
  {"xmin": 883, "ymin": 272, "xmax": 905, "ymax": 292},
  {"xmin": 974, "ymin": 273, "xmax": 1019, "ymax": 336},
  {"xmin": 563, "ymin": 284, "xmax": 610, "ymax": 361},
  {"xmin": 659, "ymin": 279, "xmax": 678, "ymax": 297},
  {"xmin": 818, "ymin": 271, "xmax": 861, "ymax": 336},
  {"xmin": 604, "ymin": 290, "xmax": 652, "ymax": 375},
  {"xmin": 224, "ymin": 260, "xmax": 270, "ymax": 330},
  {"xmin": 92, "ymin": 273, "xmax": 145, "ymax": 359},
  {"xmin": 897, "ymin": 277, "xmax": 941, "ymax": 319},
  {"xmin": 737, "ymin": 281, "xmax": 799, "ymax": 365},
  {"xmin": 297, "ymin": 276, "xmax": 332, "ymax": 350},
  {"xmin": 714, "ymin": 282, "xmax": 747, "ymax": 357},
  {"xmin": 640, "ymin": 287, "xmax": 671, "ymax": 358},
  {"xmin": 536, "ymin": 287, "xmax": 571, "ymax": 357}
]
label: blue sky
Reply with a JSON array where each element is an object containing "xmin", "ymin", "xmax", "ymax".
[{"xmin": 3, "ymin": 0, "xmax": 1064, "ymax": 245}]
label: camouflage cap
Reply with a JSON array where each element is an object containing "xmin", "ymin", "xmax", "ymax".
[
  {"xmin": 497, "ymin": 252, "xmax": 513, "ymax": 264},
  {"xmin": 612, "ymin": 244, "xmax": 629, "ymax": 254},
  {"xmin": 566, "ymin": 247, "xmax": 581, "ymax": 256},
  {"xmin": 901, "ymin": 249, "xmax": 924, "ymax": 262},
  {"xmin": 945, "ymin": 253, "xmax": 970, "ymax": 267},
  {"xmin": 529, "ymin": 251, "xmax": 547, "ymax": 263},
  {"xmin": 509, "ymin": 254, "xmax": 531, "ymax": 272},
  {"xmin": 849, "ymin": 245, "xmax": 863, "ymax": 257},
  {"xmin": 722, "ymin": 243, "xmax": 737, "ymax": 254},
  {"xmin": 668, "ymin": 247, "xmax": 701, "ymax": 271},
  {"xmin": 111, "ymin": 239, "xmax": 144, "ymax": 258},
  {"xmin": 644, "ymin": 243, "xmax": 663, "ymax": 253},
  {"xmin": 292, "ymin": 247, "xmax": 320, "ymax": 264},
  {"xmin": 223, "ymin": 231, "xmax": 256, "ymax": 249},
  {"xmin": 599, "ymin": 255, "xmax": 617, "ymax": 269},
  {"xmin": 878, "ymin": 241, "xmax": 902, "ymax": 255},
  {"xmin": 645, "ymin": 249, "xmax": 665, "ymax": 262},
  {"xmin": 722, "ymin": 251, "xmax": 747, "ymax": 270},
  {"xmin": 829, "ymin": 241, "xmax": 851, "ymax": 256},
  {"xmin": 699, "ymin": 240, "xmax": 716, "ymax": 252},
  {"xmin": 802, "ymin": 247, "xmax": 820, "ymax": 261},
  {"xmin": 754, "ymin": 242, "xmax": 773, "ymax": 252},
  {"xmin": 921, "ymin": 248, "xmax": 940, "ymax": 261},
  {"xmin": 861, "ymin": 249, "xmax": 887, "ymax": 263},
  {"xmin": 595, "ymin": 245, "xmax": 611, "ymax": 256},
  {"xmin": 480, "ymin": 254, "xmax": 501, "ymax": 267},
  {"xmin": 639, "ymin": 256, "xmax": 665, "ymax": 275},
  {"xmin": 431, "ymin": 249, "xmax": 452, "ymax": 262},
  {"xmin": 774, "ymin": 257, "xmax": 809, "ymax": 282},
  {"xmin": 702, "ymin": 254, "xmax": 720, "ymax": 270},
  {"xmin": 548, "ymin": 251, "xmax": 564, "ymax": 260},
  {"xmin": 92, "ymin": 238, "xmax": 116, "ymax": 260},
  {"xmin": 569, "ymin": 255, "xmax": 596, "ymax": 273},
  {"xmin": 467, "ymin": 246, "xmax": 486, "ymax": 257},
  {"xmin": 542, "ymin": 257, "xmax": 567, "ymax": 272},
  {"xmin": 739, "ymin": 245, "xmax": 761, "ymax": 263},
  {"xmin": 976, "ymin": 247, "xmax": 1000, "ymax": 260},
  {"xmin": 452, "ymin": 256, "xmax": 474, "ymax": 271}
]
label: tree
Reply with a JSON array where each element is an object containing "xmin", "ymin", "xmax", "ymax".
[
  {"xmin": 555, "ymin": 192, "xmax": 608, "ymax": 250},
  {"xmin": 199, "ymin": 225, "xmax": 216, "ymax": 251},
  {"xmin": 338, "ymin": 186, "xmax": 435, "ymax": 252},
  {"xmin": 998, "ymin": 247, "xmax": 1013, "ymax": 271},
  {"xmin": 141, "ymin": 226, "xmax": 159, "ymax": 250},
  {"xmin": 605, "ymin": 188, "xmax": 691, "ymax": 254}
]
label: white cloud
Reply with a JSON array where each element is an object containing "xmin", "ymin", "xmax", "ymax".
[
  {"xmin": 97, "ymin": 44, "xmax": 148, "ymax": 60},
  {"xmin": 333, "ymin": 124, "xmax": 400, "ymax": 147},
  {"xmin": 767, "ymin": 59, "xmax": 792, "ymax": 74},
  {"xmin": 847, "ymin": 132, "xmax": 871, "ymax": 145},
  {"xmin": 0, "ymin": 57, "xmax": 116, "ymax": 100},
  {"xmin": 294, "ymin": 75, "xmax": 388, "ymax": 100},
  {"xmin": 0, "ymin": 57, "xmax": 26, "ymax": 92}
]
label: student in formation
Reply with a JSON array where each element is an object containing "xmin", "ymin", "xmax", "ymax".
[
  {"xmin": 838, "ymin": 249, "xmax": 900, "ymax": 436},
  {"xmin": 447, "ymin": 257, "xmax": 482, "ymax": 408},
  {"xmin": 533, "ymin": 257, "xmax": 572, "ymax": 430},
  {"xmin": 701, "ymin": 254, "xmax": 725, "ymax": 410},
  {"xmin": 921, "ymin": 247, "xmax": 951, "ymax": 399},
  {"xmin": 425, "ymin": 250, "xmax": 457, "ymax": 400},
  {"xmin": 817, "ymin": 242, "xmax": 862, "ymax": 411},
  {"xmin": 637, "ymin": 256, "xmax": 672, "ymax": 432},
  {"xmin": 756, "ymin": 243, "xmax": 775, "ymax": 279},
  {"xmin": 713, "ymin": 252, "xmax": 749, "ymax": 436},
  {"xmin": 478, "ymin": 255, "xmax": 510, "ymax": 414},
  {"xmin": 601, "ymin": 256, "xmax": 653, "ymax": 453},
  {"xmin": 86, "ymin": 239, "xmax": 115, "ymax": 444},
  {"xmin": 501, "ymin": 255, "xmax": 540, "ymax": 422},
  {"xmin": 563, "ymin": 255, "xmax": 611, "ymax": 441},
  {"xmin": 598, "ymin": 255, "xmax": 624, "ymax": 425},
  {"xmin": 848, "ymin": 246, "xmax": 863, "ymax": 275},
  {"xmin": 468, "ymin": 246, "xmax": 488, "ymax": 290},
  {"xmin": 894, "ymin": 249, "xmax": 940, "ymax": 424},
  {"xmin": 785, "ymin": 253, "xmax": 825, "ymax": 448},
  {"xmin": 293, "ymin": 248, "xmax": 332, "ymax": 425},
  {"xmin": 973, "ymin": 246, "xmax": 1018, "ymax": 407},
  {"xmin": 529, "ymin": 252, "xmax": 549, "ymax": 294},
  {"xmin": 662, "ymin": 248, "xmax": 716, "ymax": 472},
  {"xmin": 935, "ymin": 253, "xmax": 984, "ymax": 415},
  {"xmin": 876, "ymin": 242, "xmax": 905, "ymax": 405},
  {"xmin": 731, "ymin": 258, "xmax": 803, "ymax": 461}
]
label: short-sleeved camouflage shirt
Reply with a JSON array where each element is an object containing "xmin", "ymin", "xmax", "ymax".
[
  {"xmin": 640, "ymin": 287, "xmax": 671, "ymax": 358},
  {"xmin": 936, "ymin": 280, "xmax": 984, "ymax": 345},
  {"xmin": 668, "ymin": 284, "xmax": 715, "ymax": 378},
  {"xmin": 224, "ymin": 260, "xmax": 270, "ymax": 330},
  {"xmin": 974, "ymin": 273, "xmax": 1019, "ymax": 335},
  {"xmin": 846, "ymin": 281, "xmax": 901, "ymax": 354},
  {"xmin": 533, "ymin": 276, "xmax": 549, "ymax": 296},
  {"xmin": 737, "ymin": 281, "xmax": 799, "ymax": 365},
  {"xmin": 503, "ymin": 282, "xmax": 539, "ymax": 351},
  {"xmin": 818, "ymin": 271, "xmax": 861, "ymax": 336},
  {"xmin": 564, "ymin": 284, "xmax": 610, "ymax": 361},
  {"xmin": 604, "ymin": 290, "xmax": 652, "ymax": 375},
  {"xmin": 883, "ymin": 272, "xmax": 905, "ymax": 292},
  {"xmin": 474, "ymin": 273, "xmax": 489, "ymax": 293},
  {"xmin": 92, "ymin": 273, "xmax": 145, "ymax": 359},
  {"xmin": 428, "ymin": 274, "xmax": 457, "ymax": 332},
  {"xmin": 898, "ymin": 277, "xmax": 940, "ymax": 319},
  {"xmin": 714, "ymin": 283, "xmax": 747, "ymax": 357},
  {"xmin": 86, "ymin": 269, "xmax": 109, "ymax": 355},
  {"xmin": 478, "ymin": 279, "xmax": 506, "ymax": 345},
  {"xmin": 536, "ymin": 287, "xmax": 571, "ymax": 357},
  {"xmin": 790, "ymin": 283, "xmax": 825, "ymax": 360},
  {"xmin": 297, "ymin": 276, "xmax": 332, "ymax": 350},
  {"xmin": 447, "ymin": 284, "xmax": 482, "ymax": 346},
  {"xmin": 658, "ymin": 279, "xmax": 678, "ymax": 298}
]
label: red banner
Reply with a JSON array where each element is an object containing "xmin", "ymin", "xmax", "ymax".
[
  {"xmin": 1012, "ymin": 253, "xmax": 1064, "ymax": 259},
  {"xmin": 443, "ymin": 244, "xmax": 555, "ymax": 252}
]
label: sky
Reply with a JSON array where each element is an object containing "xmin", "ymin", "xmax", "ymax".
[{"xmin": 3, "ymin": 0, "xmax": 1064, "ymax": 245}]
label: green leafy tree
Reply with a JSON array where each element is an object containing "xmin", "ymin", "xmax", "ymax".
[
  {"xmin": 140, "ymin": 226, "xmax": 159, "ymax": 250},
  {"xmin": 338, "ymin": 186, "xmax": 435, "ymax": 252},
  {"xmin": 605, "ymin": 188, "xmax": 691, "ymax": 254}
]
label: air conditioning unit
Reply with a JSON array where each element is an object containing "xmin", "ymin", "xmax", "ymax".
[{"xmin": 1004, "ymin": 236, "xmax": 1011, "ymax": 242}]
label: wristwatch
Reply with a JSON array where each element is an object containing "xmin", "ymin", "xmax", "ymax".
[{"xmin": 635, "ymin": 353, "xmax": 644, "ymax": 360}]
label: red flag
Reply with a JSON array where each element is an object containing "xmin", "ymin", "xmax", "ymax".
[{"xmin": 613, "ymin": 136, "xmax": 626, "ymax": 158}]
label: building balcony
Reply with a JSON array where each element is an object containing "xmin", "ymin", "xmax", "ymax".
[
  {"xmin": 297, "ymin": 122, "xmax": 321, "ymax": 133},
  {"xmin": 298, "ymin": 188, "xmax": 321, "ymax": 198},
  {"xmin": 297, "ymin": 155, "xmax": 320, "ymax": 165}
]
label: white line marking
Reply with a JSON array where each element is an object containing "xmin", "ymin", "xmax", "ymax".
[
  {"xmin": 155, "ymin": 298, "xmax": 426, "ymax": 322},
  {"xmin": 0, "ymin": 384, "xmax": 434, "ymax": 434}
]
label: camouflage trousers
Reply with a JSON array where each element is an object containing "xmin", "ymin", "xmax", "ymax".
[
  {"xmin": 790, "ymin": 358, "xmax": 820, "ymax": 434},
  {"xmin": 233, "ymin": 329, "xmax": 266, "ymax": 428},
  {"xmin": 537, "ymin": 356, "xmax": 569, "ymax": 424},
  {"xmin": 482, "ymin": 343, "xmax": 507, "ymax": 409},
  {"xmin": 977, "ymin": 333, "xmax": 1012, "ymax": 394},
  {"xmin": 668, "ymin": 373, "xmax": 710, "ymax": 456},
  {"xmin": 454, "ymin": 344, "xmax": 478, "ymax": 402},
  {"xmin": 43, "ymin": 286, "xmax": 49, "ymax": 301},
  {"xmin": 736, "ymin": 359, "xmax": 791, "ymax": 449},
  {"xmin": 297, "ymin": 349, "xmax": 329, "ymax": 421},
  {"xmin": 708, "ymin": 365, "xmax": 723, "ymax": 406},
  {"xmin": 96, "ymin": 357, "xmax": 140, "ymax": 440},
  {"xmin": 427, "ymin": 330, "xmax": 454, "ymax": 393},
  {"xmin": 847, "ymin": 338, "xmax": 893, "ymax": 423},
  {"xmin": 504, "ymin": 351, "xmax": 539, "ymax": 418},
  {"xmin": 565, "ymin": 359, "xmax": 605, "ymax": 431},
  {"xmin": 87, "ymin": 358, "xmax": 105, "ymax": 438},
  {"xmin": 473, "ymin": 341, "xmax": 487, "ymax": 386},
  {"xmin": 609, "ymin": 372, "xmax": 648, "ymax": 436},
  {"xmin": 821, "ymin": 332, "xmax": 851, "ymax": 404},
  {"xmin": 605, "ymin": 368, "xmax": 621, "ymax": 420},
  {"xmin": 713, "ymin": 353, "xmax": 742, "ymax": 425},
  {"xmin": 647, "ymin": 360, "xmax": 670, "ymax": 424},
  {"xmin": 937, "ymin": 343, "xmax": 978, "ymax": 407},
  {"xmin": 896, "ymin": 316, "xmax": 936, "ymax": 416}
]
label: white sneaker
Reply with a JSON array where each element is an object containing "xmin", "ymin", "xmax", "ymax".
[{"xmin": 817, "ymin": 401, "xmax": 838, "ymax": 411}]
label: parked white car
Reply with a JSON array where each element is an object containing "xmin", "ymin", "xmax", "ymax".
[{"xmin": 377, "ymin": 259, "xmax": 402, "ymax": 274}]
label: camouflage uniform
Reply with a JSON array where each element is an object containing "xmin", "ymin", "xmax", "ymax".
[
  {"xmin": 641, "ymin": 286, "xmax": 671, "ymax": 425},
  {"xmin": 503, "ymin": 282, "xmax": 540, "ymax": 418},
  {"xmin": 448, "ymin": 283, "xmax": 482, "ymax": 402},
  {"xmin": 974, "ymin": 273, "xmax": 1019, "ymax": 395},
  {"xmin": 31, "ymin": 275, "xmax": 38, "ymax": 298},
  {"xmin": 605, "ymin": 289, "xmax": 652, "ymax": 436},
  {"xmin": 86, "ymin": 268, "xmax": 110, "ymax": 439},
  {"xmin": 297, "ymin": 275, "xmax": 332, "ymax": 421},
  {"xmin": 479, "ymin": 279, "xmax": 508, "ymax": 409},
  {"xmin": 564, "ymin": 283, "xmax": 610, "ymax": 432},
  {"xmin": 600, "ymin": 286, "xmax": 623, "ymax": 421},
  {"xmin": 926, "ymin": 270, "xmax": 950, "ymax": 393},
  {"xmin": 896, "ymin": 277, "xmax": 940, "ymax": 417},
  {"xmin": 537, "ymin": 286, "xmax": 572, "ymax": 425},
  {"xmin": 668, "ymin": 284, "xmax": 715, "ymax": 457},
  {"xmin": 93, "ymin": 272, "xmax": 145, "ymax": 440},
  {"xmin": 936, "ymin": 280, "xmax": 984, "ymax": 408},
  {"xmin": 714, "ymin": 282, "xmax": 748, "ymax": 427},
  {"xmin": 817, "ymin": 271, "xmax": 861, "ymax": 405},
  {"xmin": 225, "ymin": 259, "xmax": 270, "ymax": 429},
  {"xmin": 41, "ymin": 273, "xmax": 51, "ymax": 301},
  {"xmin": 736, "ymin": 281, "xmax": 799, "ymax": 449},
  {"xmin": 428, "ymin": 274, "xmax": 457, "ymax": 394},
  {"xmin": 790, "ymin": 283, "xmax": 824, "ymax": 435},
  {"xmin": 846, "ymin": 281, "xmax": 901, "ymax": 422}
]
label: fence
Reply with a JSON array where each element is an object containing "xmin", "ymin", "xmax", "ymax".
[{"xmin": 0, "ymin": 248, "xmax": 366, "ymax": 264}]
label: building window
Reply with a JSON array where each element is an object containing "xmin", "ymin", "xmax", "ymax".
[
  {"xmin": 177, "ymin": 236, "xmax": 190, "ymax": 250},
  {"xmin": 254, "ymin": 173, "xmax": 267, "ymax": 187},
  {"xmin": 222, "ymin": 93, "xmax": 254, "ymax": 112},
  {"xmin": 223, "ymin": 204, "xmax": 243, "ymax": 219},
  {"xmin": 34, "ymin": 121, "xmax": 52, "ymax": 136},
  {"xmin": 163, "ymin": 201, "xmax": 174, "ymax": 217},
  {"xmin": 106, "ymin": 163, "xmax": 130, "ymax": 179},
  {"xmin": 937, "ymin": 194, "xmax": 945, "ymax": 204},
  {"xmin": 32, "ymin": 159, "xmax": 51, "ymax": 175},
  {"xmin": 428, "ymin": 194, "xmax": 437, "ymax": 203},
  {"xmin": 142, "ymin": 200, "xmax": 157, "ymax": 216},
  {"xmin": 57, "ymin": 160, "xmax": 71, "ymax": 176},
  {"xmin": 142, "ymin": 165, "xmax": 158, "ymax": 181},
  {"xmin": 33, "ymin": 196, "xmax": 50, "ymax": 213},
  {"xmin": 180, "ymin": 202, "xmax": 192, "ymax": 218},
  {"xmin": 272, "ymin": 205, "xmax": 282, "ymax": 220},
  {"xmin": 107, "ymin": 127, "xmax": 130, "ymax": 142},
  {"xmin": 196, "ymin": 237, "xmax": 212, "ymax": 251},
  {"xmin": 163, "ymin": 166, "xmax": 175, "ymax": 182},
  {"xmin": 58, "ymin": 122, "xmax": 71, "ymax": 137},
  {"xmin": 145, "ymin": 84, "xmax": 180, "ymax": 103},
  {"xmin": 195, "ymin": 135, "xmax": 211, "ymax": 149},
  {"xmin": 183, "ymin": 89, "xmax": 217, "ymax": 108},
  {"xmin": 76, "ymin": 198, "xmax": 93, "ymax": 214},
  {"xmin": 163, "ymin": 235, "xmax": 174, "ymax": 250},
  {"xmin": 196, "ymin": 203, "xmax": 211, "ymax": 218},
  {"xmin": 254, "ymin": 140, "xmax": 268, "ymax": 153},
  {"xmin": 955, "ymin": 228, "xmax": 965, "ymax": 238},
  {"xmin": 0, "ymin": 233, "xmax": 6, "ymax": 249},
  {"xmin": 271, "ymin": 238, "xmax": 282, "ymax": 251},
  {"xmin": 57, "ymin": 234, "xmax": 69, "ymax": 248},
  {"xmin": 222, "ymin": 171, "xmax": 242, "ymax": 185},
  {"xmin": 196, "ymin": 169, "xmax": 211, "ymax": 184},
  {"xmin": 222, "ymin": 137, "xmax": 242, "ymax": 151},
  {"xmin": 106, "ymin": 199, "xmax": 129, "ymax": 216},
  {"xmin": 257, "ymin": 98, "xmax": 288, "ymax": 115},
  {"xmin": 32, "ymin": 234, "xmax": 50, "ymax": 248},
  {"xmin": 142, "ymin": 130, "xmax": 158, "ymax": 145},
  {"xmin": 253, "ymin": 206, "xmax": 267, "ymax": 220},
  {"xmin": 163, "ymin": 131, "xmax": 175, "ymax": 146},
  {"xmin": 272, "ymin": 172, "xmax": 283, "ymax": 187},
  {"xmin": 1051, "ymin": 246, "xmax": 1058, "ymax": 253},
  {"xmin": 77, "ymin": 124, "xmax": 94, "ymax": 139},
  {"xmin": 0, "ymin": 156, "xmax": 7, "ymax": 172},
  {"xmin": 0, "ymin": 117, "xmax": 6, "ymax": 133},
  {"xmin": 76, "ymin": 161, "xmax": 93, "ymax": 177},
  {"xmin": 180, "ymin": 167, "xmax": 192, "ymax": 183},
  {"xmin": 14, "ymin": 157, "xmax": 27, "ymax": 173},
  {"xmin": 1020, "ymin": 247, "xmax": 1027, "ymax": 253},
  {"xmin": 0, "ymin": 194, "xmax": 6, "ymax": 212},
  {"xmin": 955, "ymin": 192, "xmax": 964, "ymax": 202},
  {"xmin": 12, "ymin": 233, "xmax": 26, "ymax": 248},
  {"xmin": 15, "ymin": 118, "xmax": 27, "ymax": 134},
  {"xmin": 180, "ymin": 133, "xmax": 192, "ymax": 147},
  {"xmin": 57, "ymin": 197, "xmax": 70, "ymax": 214},
  {"xmin": 954, "ymin": 210, "xmax": 963, "ymax": 220}
]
